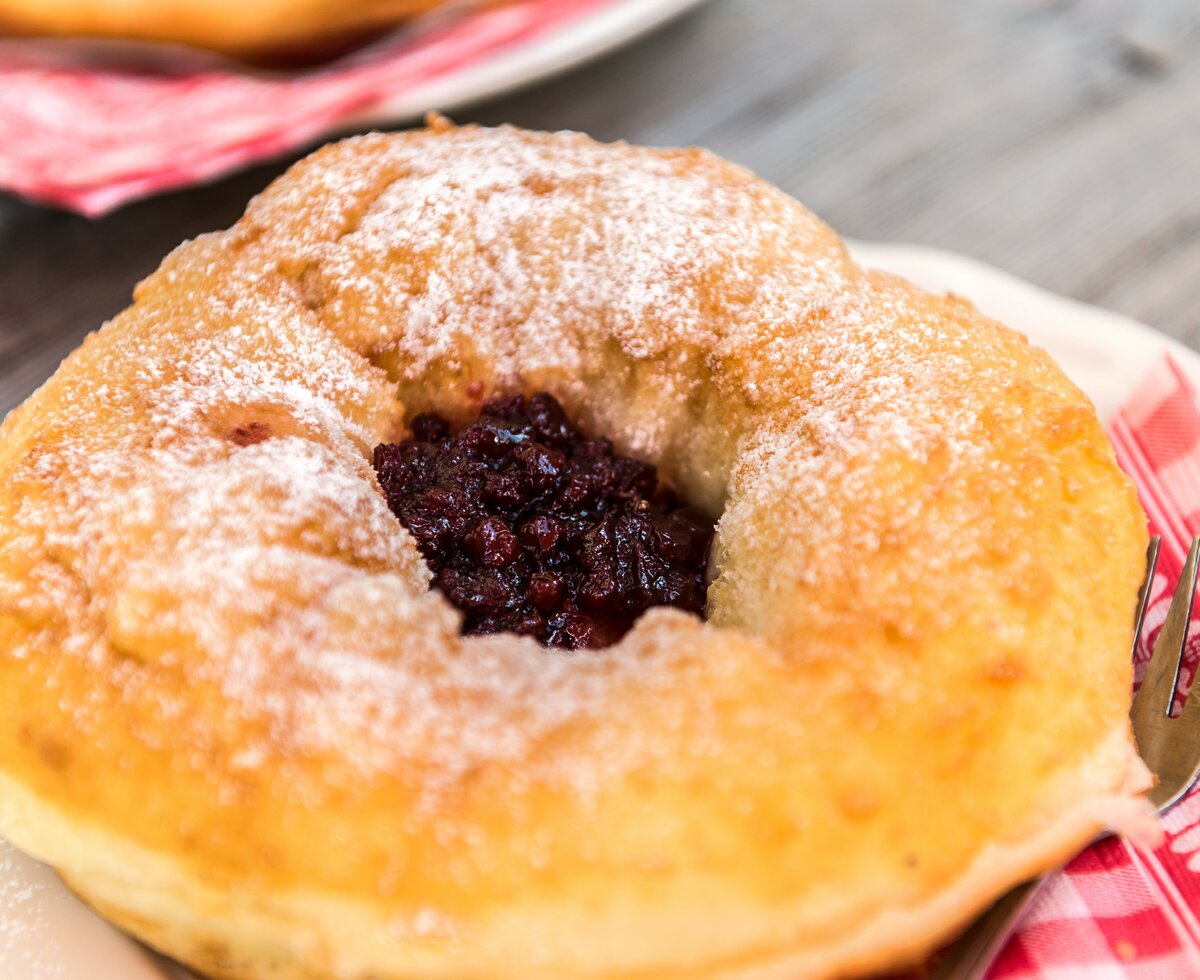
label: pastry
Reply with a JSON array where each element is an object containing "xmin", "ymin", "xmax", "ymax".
[
  {"xmin": 0, "ymin": 0, "xmax": 496, "ymax": 58},
  {"xmin": 0, "ymin": 120, "xmax": 1153, "ymax": 979}
]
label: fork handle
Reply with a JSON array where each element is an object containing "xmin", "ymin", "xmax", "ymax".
[{"xmin": 929, "ymin": 877, "xmax": 1047, "ymax": 980}]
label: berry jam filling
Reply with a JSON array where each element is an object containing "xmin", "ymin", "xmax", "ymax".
[{"xmin": 373, "ymin": 393, "xmax": 714, "ymax": 650}]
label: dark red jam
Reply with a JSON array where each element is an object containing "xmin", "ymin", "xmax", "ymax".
[{"xmin": 373, "ymin": 393, "xmax": 714, "ymax": 650}]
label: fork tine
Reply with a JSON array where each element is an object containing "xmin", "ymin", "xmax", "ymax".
[
  {"xmin": 1132, "ymin": 537, "xmax": 1200, "ymax": 723},
  {"xmin": 1130, "ymin": 537, "xmax": 1161, "ymax": 658},
  {"xmin": 1168, "ymin": 551, "xmax": 1200, "ymax": 742},
  {"xmin": 1138, "ymin": 537, "xmax": 1200, "ymax": 811}
]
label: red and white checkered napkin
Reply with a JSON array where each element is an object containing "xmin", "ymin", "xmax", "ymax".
[
  {"xmin": 0, "ymin": 0, "xmax": 611, "ymax": 216},
  {"xmin": 988, "ymin": 354, "xmax": 1200, "ymax": 979}
]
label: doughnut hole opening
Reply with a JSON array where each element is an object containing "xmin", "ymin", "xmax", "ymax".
[{"xmin": 372, "ymin": 392, "xmax": 715, "ymax": 650}]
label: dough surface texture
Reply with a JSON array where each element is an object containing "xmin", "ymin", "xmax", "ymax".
[{"xmin": 0, "ymin": 123, "xmax": 1151, "ymax": 979}]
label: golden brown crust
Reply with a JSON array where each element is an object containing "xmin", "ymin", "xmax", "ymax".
[
  {"xmin": 0, "ymin": 124, "xmax": 1151, "ymax": 979},
  {"xmin": 0, "ymin": 0, "xmax": 496, "ymax": 56}
]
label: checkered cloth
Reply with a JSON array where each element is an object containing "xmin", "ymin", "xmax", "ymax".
[
  {"xmin": 988, "ymin": 355, "xmax": 1200, "ymax": 978},
  {"xmin": 0, "ymin": 0, "xmax": 613, "ymax": 215}
]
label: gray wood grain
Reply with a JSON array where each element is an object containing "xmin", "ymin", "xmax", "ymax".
[{"xmin": 2, "ymin": 0, "xmax": 1199, "ymax": 418}]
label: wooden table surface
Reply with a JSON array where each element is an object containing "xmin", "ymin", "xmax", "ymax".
[{"xmin": 2, "ymin": 0, "xmax": 1199, "ymax": 418}]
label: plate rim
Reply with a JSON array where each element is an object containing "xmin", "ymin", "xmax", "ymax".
[{"xmin": 352, "ymin": 0, "xmax": 710, "ymax": 126}]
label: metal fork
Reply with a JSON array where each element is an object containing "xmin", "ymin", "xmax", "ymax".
[{"xmin": 934, "ymin": 535, "xmax": 1200, "ymax": 980}]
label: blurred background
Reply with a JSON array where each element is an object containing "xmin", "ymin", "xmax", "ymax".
[{"xmin": 1, "ymin": 0, "xmax": 1199, "ymax": 417}]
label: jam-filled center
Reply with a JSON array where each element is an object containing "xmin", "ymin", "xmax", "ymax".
[{"xmin": 373, "ymin": 393, "xmax": 714, "ymax": 650}]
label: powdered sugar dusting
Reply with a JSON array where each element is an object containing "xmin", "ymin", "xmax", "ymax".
[
  {"xmin": 0, "ymin": 124, "xmax": 1099, "ymax": 809},
  {"xmin": 0, "ymin": 125, "xmax": 1152, "ymax": 980},
  {"xmin": 295, "ymin": 129, "xmax": 853, "ymax": 480}
]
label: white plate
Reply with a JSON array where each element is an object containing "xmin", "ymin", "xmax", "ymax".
[
  {"xmin": 1, "ymin": 241, "xmax": 1195, "ymax": 978},
  {"xmin": 354, "ymin": 0, "xmax": 712, "ymax": 126}
]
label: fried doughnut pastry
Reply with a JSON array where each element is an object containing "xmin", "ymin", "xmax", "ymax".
[{"xmin": 0, "ymin": 122, "xmax": 1151, "ymax": 979}]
